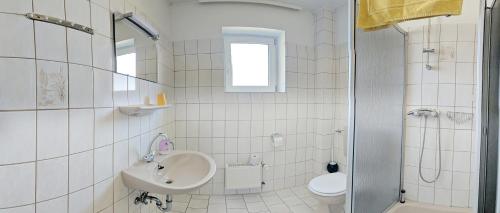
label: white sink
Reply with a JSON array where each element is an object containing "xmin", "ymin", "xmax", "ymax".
[{"xmin": 122, "ymin": 151, "xmax": 216, "ymax": 194}]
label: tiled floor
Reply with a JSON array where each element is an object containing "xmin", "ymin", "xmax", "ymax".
[{"xmin": 169, "ymin": 186, "xmax": 326, "ymax": 213}]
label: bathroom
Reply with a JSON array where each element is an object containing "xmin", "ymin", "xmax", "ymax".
[{"xmin": 0, "ymin": 0, "xmax": 496, "ymax": 212}]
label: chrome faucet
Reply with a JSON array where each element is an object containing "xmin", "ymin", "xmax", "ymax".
[{"xmin": 144, "ymin": 133, "xmax": 173, "ymax": 163}]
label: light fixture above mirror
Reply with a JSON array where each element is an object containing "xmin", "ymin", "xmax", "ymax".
[{"xmin": 113, "ymin": 12, "xmax": 160, "ymax": 83}]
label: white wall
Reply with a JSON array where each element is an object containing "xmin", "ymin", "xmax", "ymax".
[
  {"xmin": 169, "ymin": 0, "xmax": 316, "ymax": 46},
  {"xmin": 399, "ymin": 0, "xmax": 481, "ymax": 29},
  {"xmin": 0, "ymin": 0, "xmax": 175, "ymax": 212},
  {"xmin": 333, "ymin": 4, "xmax": 349, "ymax": 45},
  {"xmin": 398, "ymin": 0, "xmax": 481, "ymax": 207},
  {"xmin": 403, "ymin": 22, "xmax": 477, "ymax": 207},
  {"xmin": 129, "ymin": 0, "xmax": 172, "ymax": 39}
]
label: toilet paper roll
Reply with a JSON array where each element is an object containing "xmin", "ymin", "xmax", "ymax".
[
  {"xmin": 249, "ymin": 154, "xmax": 260, "ymax": 166},
  {"xmin": 271, "ymin": 133, "xmax": 284, "ymax": 147}
]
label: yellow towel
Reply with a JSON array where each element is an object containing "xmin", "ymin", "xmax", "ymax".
[{"xmin": 357, "ymin": 0, "xmax": 463, "ymax": 31}]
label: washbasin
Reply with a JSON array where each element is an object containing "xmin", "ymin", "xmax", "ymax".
[{"xmin": 122, "ymin": 151, "xmax": 216, "ymax": 194}]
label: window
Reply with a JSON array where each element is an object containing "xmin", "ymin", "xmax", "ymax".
[
  {"xmin": 223, "ymin": 27, "xmax": 286, "ymax": 92},
  {"xmin": 116, "ymin": 39, "xmax": 136, "ymax": 90},
  {"xmin": 117, "ymin": 53, "xmax": 136, "ymax": 77}
]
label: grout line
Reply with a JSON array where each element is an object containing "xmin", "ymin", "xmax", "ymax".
[
  {"xmin": 64, "ymin": 0, "xmax": 71, "ymax": 210},
  {"xmin": 31, "ymin": 0, "xmax": 39, "ymax": 210}
]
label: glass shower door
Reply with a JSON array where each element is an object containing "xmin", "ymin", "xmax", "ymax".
[{"xmin": 349, "ymin": 25, "xmax": 406, "ymax": 212}]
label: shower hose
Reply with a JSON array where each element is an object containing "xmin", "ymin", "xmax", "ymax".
[{"xmin": 419, "ymin": 114, "xmax": 442, "ymax": 183}]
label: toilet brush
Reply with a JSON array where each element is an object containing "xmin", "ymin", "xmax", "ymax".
[{"xmin": 327, "ymin": 139, "xmax": 338, "ymax": 173}]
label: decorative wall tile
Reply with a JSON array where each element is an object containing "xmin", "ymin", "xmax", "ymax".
[{"xmin": 37, "ymin": 60, "xmax": 68, "ymax": 109}]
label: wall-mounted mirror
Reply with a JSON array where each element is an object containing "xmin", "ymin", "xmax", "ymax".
[{"xmin": 113, "ymin": 12, "xmax": 160, "ymax": 83}]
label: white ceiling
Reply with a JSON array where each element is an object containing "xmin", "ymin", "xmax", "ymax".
[
  {"xmin": 281, "ymin": 0, "xmax": 346, "ymax": 10},
  {"xmin": 169, "ymin": 0, "xmax": 347, "ymax": 11}
]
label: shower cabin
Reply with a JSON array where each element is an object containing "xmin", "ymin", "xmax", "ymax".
[{"xmin": 346, "ymin": 0, "xmax": 483, "ymax": 212}]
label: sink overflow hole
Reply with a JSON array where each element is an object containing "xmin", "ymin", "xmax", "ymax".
[{"xmin": 165, "ymin": 180, "xmax": 173, "ymax": 184}]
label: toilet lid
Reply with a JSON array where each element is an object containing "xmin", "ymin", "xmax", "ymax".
[{"xmin": 308, "ymin": 173, "xmax": 346, "ymax": 195}]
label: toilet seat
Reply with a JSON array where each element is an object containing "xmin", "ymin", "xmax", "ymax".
[{"xmin": 308, "ymin": 172, "xmax": 346, "ymax": 197}]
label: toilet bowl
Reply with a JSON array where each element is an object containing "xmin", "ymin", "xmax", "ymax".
[{"xmin": 308, "ymin": 172, "xmax": 346, "ymax": 213}]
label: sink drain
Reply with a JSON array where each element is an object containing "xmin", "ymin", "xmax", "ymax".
[{"xmin": 165, "ymin": 179, "xmax": 173, "ymax": 184}]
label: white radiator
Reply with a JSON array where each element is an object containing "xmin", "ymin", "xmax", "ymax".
[{"xmin": 225, "ymin": 164, "xmax": 262, "ymax": 190}]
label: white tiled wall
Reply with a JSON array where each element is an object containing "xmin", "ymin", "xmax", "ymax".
[
  {"xmin": 4, "ymin": 0, "xmax": 479, "ymax": 211},
  {"xmin": 313, "ymin": 9, "xmax": 336, "ymax": 176},
  {"xmin": 168, "ymin": 8, "xmax": 350, "ymax": 196},
  {"xmin": 313, "ymin": 8, "xmax": 349, "ymax": 176},
  {"xmin": 332, "ymin": 40, "xmax": 349, "ymax": 172},
  {"xmin": 403, "ymin": 23, "xmax": 477, "ymax": 208},
  {"xmin": 173, "ymin": 38, "xmax": 318, "ymax": 194},
  {"xmin": 0, "ymin": 0, "xmax": 175, "ymax": 212}
]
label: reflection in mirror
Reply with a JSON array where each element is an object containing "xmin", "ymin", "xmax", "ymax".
[{"xmin": 114, "ymin": 12, "xmax": 159, "ymax": 83}]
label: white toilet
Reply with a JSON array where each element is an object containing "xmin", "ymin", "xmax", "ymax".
[{"xmin": 308, "ymin": 172, "xmax": 346, "ymax": 213}]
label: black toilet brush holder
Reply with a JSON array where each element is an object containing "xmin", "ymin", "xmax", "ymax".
[{"xmin": 327, "ymin": 162, "xmax": 339, "ymax": 173}]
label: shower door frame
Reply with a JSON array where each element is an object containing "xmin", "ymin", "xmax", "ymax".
[
  {"xmin": 346, "ymin": 1, "xmax": 408, "ymax": 212},
  {"xmin": 479, "ymin": 0, "xmax": 499, "ymax": 212},
  {"xmin": 346, "ymin": 1, "xmax": 355, "ymax": 211}
]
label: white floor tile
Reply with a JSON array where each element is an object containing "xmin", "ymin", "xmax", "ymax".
[
  {"xmin": 137, "ymin": 186, "xmax": 330, "ymax": 213},
  {"xmin": 189, "ymin": 199, "xmax": 209, "ymax": 209}
]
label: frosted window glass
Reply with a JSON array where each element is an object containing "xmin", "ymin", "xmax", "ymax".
[
  {"xmin": 117, "ymin": 53, "xmax": 136, "ymax": 77},
  {"xmin": 230, "ymin": 43, "xmax": 269, "ymax": 86},
  {"xmin": 116, "ymin": 53, "xmax": 136, "ymax": 90}
]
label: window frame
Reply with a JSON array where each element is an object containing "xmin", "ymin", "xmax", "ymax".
[{"xmin": 222, "ymin": 27, "xmax": 286, "ymax": 93}]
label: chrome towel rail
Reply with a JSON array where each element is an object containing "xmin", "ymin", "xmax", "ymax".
[{"xmin": 25, "ymin": 13, "xmax": 94, "ymax": 35}]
